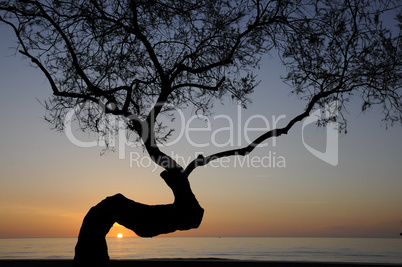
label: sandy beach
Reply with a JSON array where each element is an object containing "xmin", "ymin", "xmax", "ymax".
[{"xmin": 0, "ymin": 259, "xmax": 401, "ymax": 267}]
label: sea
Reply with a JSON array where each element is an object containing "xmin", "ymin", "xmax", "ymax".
[{"xmin": 0, "ymin": 237, "xmax": 401, "ymax": 264}]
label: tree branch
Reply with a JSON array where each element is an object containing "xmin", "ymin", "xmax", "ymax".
[
  {"xmin": 183, "ymin": 89, "xmax": 337, "ymax": 177},
  {"xmin": 128, "ymin": 1, "xmax": 166, "ymax": 83},
  {"xmin": 170, "ymin": 8, "xmax": 286, "ymax": 79},
  {"xmin": 171, "ymin": 77, "xmax": 225, "ymax": 91},
  {"xmin": 26, "ymin": 1, "xmax": 104, "ymax": 96}
]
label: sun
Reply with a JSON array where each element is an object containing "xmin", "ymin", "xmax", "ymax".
[{"xmin": 117, "ymin": 233, "xmax": 123, "ymax": 238}]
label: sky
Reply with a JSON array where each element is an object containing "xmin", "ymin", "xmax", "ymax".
[{"xmin": 0, "ymin": 19, "xmax": 401, "ymax": 239}]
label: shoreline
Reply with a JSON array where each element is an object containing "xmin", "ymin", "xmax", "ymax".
[{"xmin": 0, "ymin": 259, "xmax": 401, "ymax": 267}]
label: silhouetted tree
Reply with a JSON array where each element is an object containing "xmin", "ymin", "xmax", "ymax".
[{"xmin": 1, "ymin": 0, "xmax": 401, "ymax": 266}]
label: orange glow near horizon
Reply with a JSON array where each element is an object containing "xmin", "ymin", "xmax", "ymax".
[{"xmin": 106, "ymin": 223, "xmax": 138, "ymax": 238}]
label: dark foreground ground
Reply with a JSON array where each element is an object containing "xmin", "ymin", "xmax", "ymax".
[{"xmin": 0, "ymin": 259, "xmax": 401, "ymax": 267}]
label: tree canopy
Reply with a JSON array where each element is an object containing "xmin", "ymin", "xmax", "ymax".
[{"xmin": 1, "ymin": 0, "xmax": 401, "ymax": 174}]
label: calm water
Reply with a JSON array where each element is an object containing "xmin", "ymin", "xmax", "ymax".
[{"xmin": 0, "ymin": 237, "xmax": 401, "ymax": 263}]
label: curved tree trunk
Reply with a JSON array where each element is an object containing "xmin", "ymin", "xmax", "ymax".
[{"xmin": 73, "ymin": 171, "xmax": 204, "ymax": 266}]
